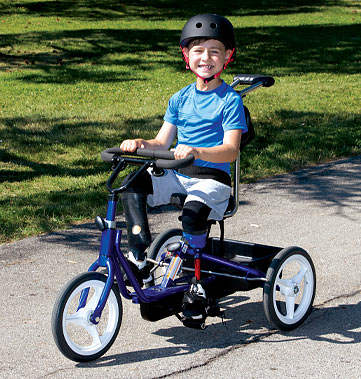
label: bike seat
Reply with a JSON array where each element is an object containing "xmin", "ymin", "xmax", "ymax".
[{"xmin": 170, "ymin": 193, "xmax": 235, "ymax": 217}]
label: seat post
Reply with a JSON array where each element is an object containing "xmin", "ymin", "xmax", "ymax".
[{"xmin": 223, "ymin": 150, "xmax": 240, "ymax": 219}]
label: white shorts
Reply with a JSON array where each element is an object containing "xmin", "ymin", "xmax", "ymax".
[{"xmin": 146, "ymin": 169, "xmax": 231, "ymax": 221}]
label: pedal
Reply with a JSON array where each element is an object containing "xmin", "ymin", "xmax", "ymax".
[{"xmin": 182, "ymin": 281, "xmax": 207, "ymax": 322}]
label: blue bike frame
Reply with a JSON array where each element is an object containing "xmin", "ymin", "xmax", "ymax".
[{"xmin": 85, "ymin": 187, "xmax": 268, "ymax": 325}]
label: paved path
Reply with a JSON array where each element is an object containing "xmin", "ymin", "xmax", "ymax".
[{"xmin": 1, "ymin": 156, "xmax": 360, "ymax": 378}]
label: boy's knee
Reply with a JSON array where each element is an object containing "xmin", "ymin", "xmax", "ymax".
[{"xmin": 182, "ymin": 201, "xmax": 211, "ymax": 235}]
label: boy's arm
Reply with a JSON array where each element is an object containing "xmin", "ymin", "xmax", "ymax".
[
  {"xmin": 174, "ymin": 129, "xmax": 242, "ymax": 162},
  {"xmin": 120, "ymin": 121, "xmax": 177, "ymax": 152}
]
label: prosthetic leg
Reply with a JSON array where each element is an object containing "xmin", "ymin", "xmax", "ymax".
[{"xmin": 121, "ymin": 192, "xmax": 152, "ymax": 283}]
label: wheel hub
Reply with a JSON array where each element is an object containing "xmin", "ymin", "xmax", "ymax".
[{"xmin": 85, "ymin": 310, "xmax": 96, "ymax": 325}]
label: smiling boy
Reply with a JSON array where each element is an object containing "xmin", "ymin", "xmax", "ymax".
[{"xmin": 119, "ymin": 14, "xmax": 247, "ymax": 320}]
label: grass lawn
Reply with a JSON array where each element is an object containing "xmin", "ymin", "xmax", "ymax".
[{"xmin": 0, "ymin": 0, "xmax": 360, "ymax": 243}]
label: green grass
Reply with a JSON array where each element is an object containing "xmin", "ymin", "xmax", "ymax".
[{"xmin": 1, "ymin": 0, "xmax": 360, "ymax": 243}]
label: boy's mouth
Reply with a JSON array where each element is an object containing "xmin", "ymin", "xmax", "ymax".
[{"xmin": 198, "ymin": 65, "xmax": 214, "ymax": 71}]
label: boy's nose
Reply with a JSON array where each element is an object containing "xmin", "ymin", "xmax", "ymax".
[{"xmin": 201, "ymin": 49, "xmax": 211, "ymax": 60}]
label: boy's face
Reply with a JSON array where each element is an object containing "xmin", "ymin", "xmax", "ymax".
[{"xmin": 183, "ymin": 39, "xmax": 232, "ymax": 80}]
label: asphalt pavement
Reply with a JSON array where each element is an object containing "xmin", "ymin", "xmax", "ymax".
[{"xmin": 0, "ymin": 156, "xmax": 360, "ymax": 379}]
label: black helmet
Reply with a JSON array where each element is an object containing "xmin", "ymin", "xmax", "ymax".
[{"xmin": 180, "ymin": 13, "xmax": 236, "ymax": 61}]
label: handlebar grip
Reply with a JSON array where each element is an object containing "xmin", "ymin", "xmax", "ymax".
[
  {"xmin": 232, "ymin": 74, "xmax": 275, "ymax": 87},
  {"xmin": 136, "ymin": 148, "xmax": 175, "ymax": 160},
  {"xmin": 101, "ymin": 147, "xmax": 123, "ymax": 162},
  {"xmin": 137, "ymin": 148, "xmax": 195, "ymax": 168},
  {"xmin": 101, "ymin": 147, "xmax": 176, "ymax": 162},
  {"xmin": 100, "ymin": 147, "xmax": 194, "ymax": 169},
  {"xmin": 155, "ymin": 154, "xmax": 194, "ymax": 169}
]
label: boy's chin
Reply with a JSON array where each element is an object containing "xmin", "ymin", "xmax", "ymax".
[
  {"xmin": 196, "ymin": 71, "xmax": 216, "ymax": 78},
  {"xmin": 197, "ymin": 68, "xmax": 215, "ymax": 75}
]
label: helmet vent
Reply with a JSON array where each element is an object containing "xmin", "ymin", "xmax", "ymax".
[
  {"xmin": 210, "ymin": 23, "xmax": 217, "ymax": 29},
  {"xmin": 196, "ymin": 22, "xmax": 202, "ymax": 28}
]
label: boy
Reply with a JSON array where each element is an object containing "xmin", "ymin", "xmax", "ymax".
[{"xmin": 120, "ymin": 14, "xmax": 247, "ymax": 319}]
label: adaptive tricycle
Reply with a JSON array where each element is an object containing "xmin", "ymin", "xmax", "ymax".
[{"xmin": 52, "ymin": 74, "xmax": 316, "ymax": 362}]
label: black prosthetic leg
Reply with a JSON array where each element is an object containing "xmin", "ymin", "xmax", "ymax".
[{"xmin": 121, "ymin": 192, "xmax": 152, "ymax": 283}]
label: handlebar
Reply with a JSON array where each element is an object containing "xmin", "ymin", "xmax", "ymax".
[
  {"xmin": 101, "ymin": 147, "xmax": 195, "ymax": 169},
  {"xmin": 101, "ymin": 147, "xmax": 194, "ymax": 194},
  {"xmin": 230, "ymin": 74, "xmax": 275, "ymax": 98},
  {"xmin": 231, "ymin": 74, "xmax": 275, "ymax": 88}
]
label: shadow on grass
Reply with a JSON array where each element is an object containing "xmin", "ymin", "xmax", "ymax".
[
  {"xmin": 1, "ymin": 0, "xmax": 351, "ymax": 20},
  {"xmin": 0, "ymin": 2, "xmax": 360, "ymax": 78},
  {"xmin": 0, "ymin": 113, "xmax": 163, "ymax": 183},
  {"xmin": 1, "ymin": 0, "xmax": 360, "ymax": 242},
  {"xmin": 1, "ymin": 110, "xmax": 360, "ymax": 184},
  {"xmin": 0, "ymin": 186, "xmax": 106, "ymax": 243},
  {"xmin": 0, "ymin": 112, "xmax": 161, "ymax": 242},
  {"xmin": 1, "ymin": 109, "xmax": 360, "ymax": 242},
  {"xmin": 239, "ymin": 109, "xmax": 361, "ymax": 179}
]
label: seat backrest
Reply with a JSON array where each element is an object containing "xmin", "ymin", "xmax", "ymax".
[
  {"xmin": 223, "ymin": 105, "xmax": 253, "ymax": 219},
  {"xmin": 240, "ymin": 106, "xmax": 255, "ymax": 152}
]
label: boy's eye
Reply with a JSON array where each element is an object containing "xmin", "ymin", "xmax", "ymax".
[{"xmin": 192, "ymin": 49, "xmax": 220, "ymax": 54}]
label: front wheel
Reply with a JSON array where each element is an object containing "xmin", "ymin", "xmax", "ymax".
[
  {"xmin": 263, "ymin": 246, "xmax": 316, "ymax": 331},
  {"xmin": 52, "ymin": 272, "xmax": 122, "ymax": 362}
]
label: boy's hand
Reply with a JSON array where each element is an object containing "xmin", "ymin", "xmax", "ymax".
[
  {"xmin": 174, "ymin": 144, "xmax": 199, "ymax": 160},
  {"xmin": 120, "ymin": 139, "xmax": 146, "ymax": 152}
]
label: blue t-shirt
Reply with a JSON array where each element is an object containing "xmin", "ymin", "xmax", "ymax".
[{"xmin": 164, "ymin": 80, "xmax": 247, "ymax": 174}]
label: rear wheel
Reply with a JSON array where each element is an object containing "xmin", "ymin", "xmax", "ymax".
[
  {"xmin": 52, "ymin": 272, "xmax": 122, "ymax": 362},
  {"xmin": 148, "ymin": 228, "xmax": 183, "ymax": 285},
  {"xmin": 263, "ymin": 246, "xmax": 316, "ymax": 330}
]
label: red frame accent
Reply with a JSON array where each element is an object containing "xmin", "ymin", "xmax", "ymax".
[{"xmin": 195, "ymin": 257, "xmax": 201, "ymax": 281}]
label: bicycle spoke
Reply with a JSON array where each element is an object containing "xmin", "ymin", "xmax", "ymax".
[
  {"xmin": 285, "ymin": 295, "xmax": 295, "ymax": 320},
  {"xmin": 86, "ymin": 285, "xmax": 102, "ymax": 307},
  {"xmin": 277, "ymin": 278, "xmax": 293, "ymax": 295},
  {"xmin": 291, "ymin": 266, "xmax": 308, "ymax": 285},
  {"xmin": 84, "ymin": 323, "xmax": 102, "ymax": 349},
  {"xmin": 65, "ymin": 311, "xmax": 84, "ymax": 326}
]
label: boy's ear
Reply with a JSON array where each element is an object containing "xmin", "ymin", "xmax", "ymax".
[
  {"xmin": 182, "ymin": 47, "xmax": 189, "ymax": 59},
  {"xmin": 225, "ymin": 49, "xmax": 232, "ymax": 63}
]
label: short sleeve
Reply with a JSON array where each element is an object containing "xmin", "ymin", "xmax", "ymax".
[
  {"xmin": 222, "ymin": 95, "xmax": 248, "ymax": 133},
  {"xmin": 164, "ymin": 93, "xmax": 179, "ymax": 125}
]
